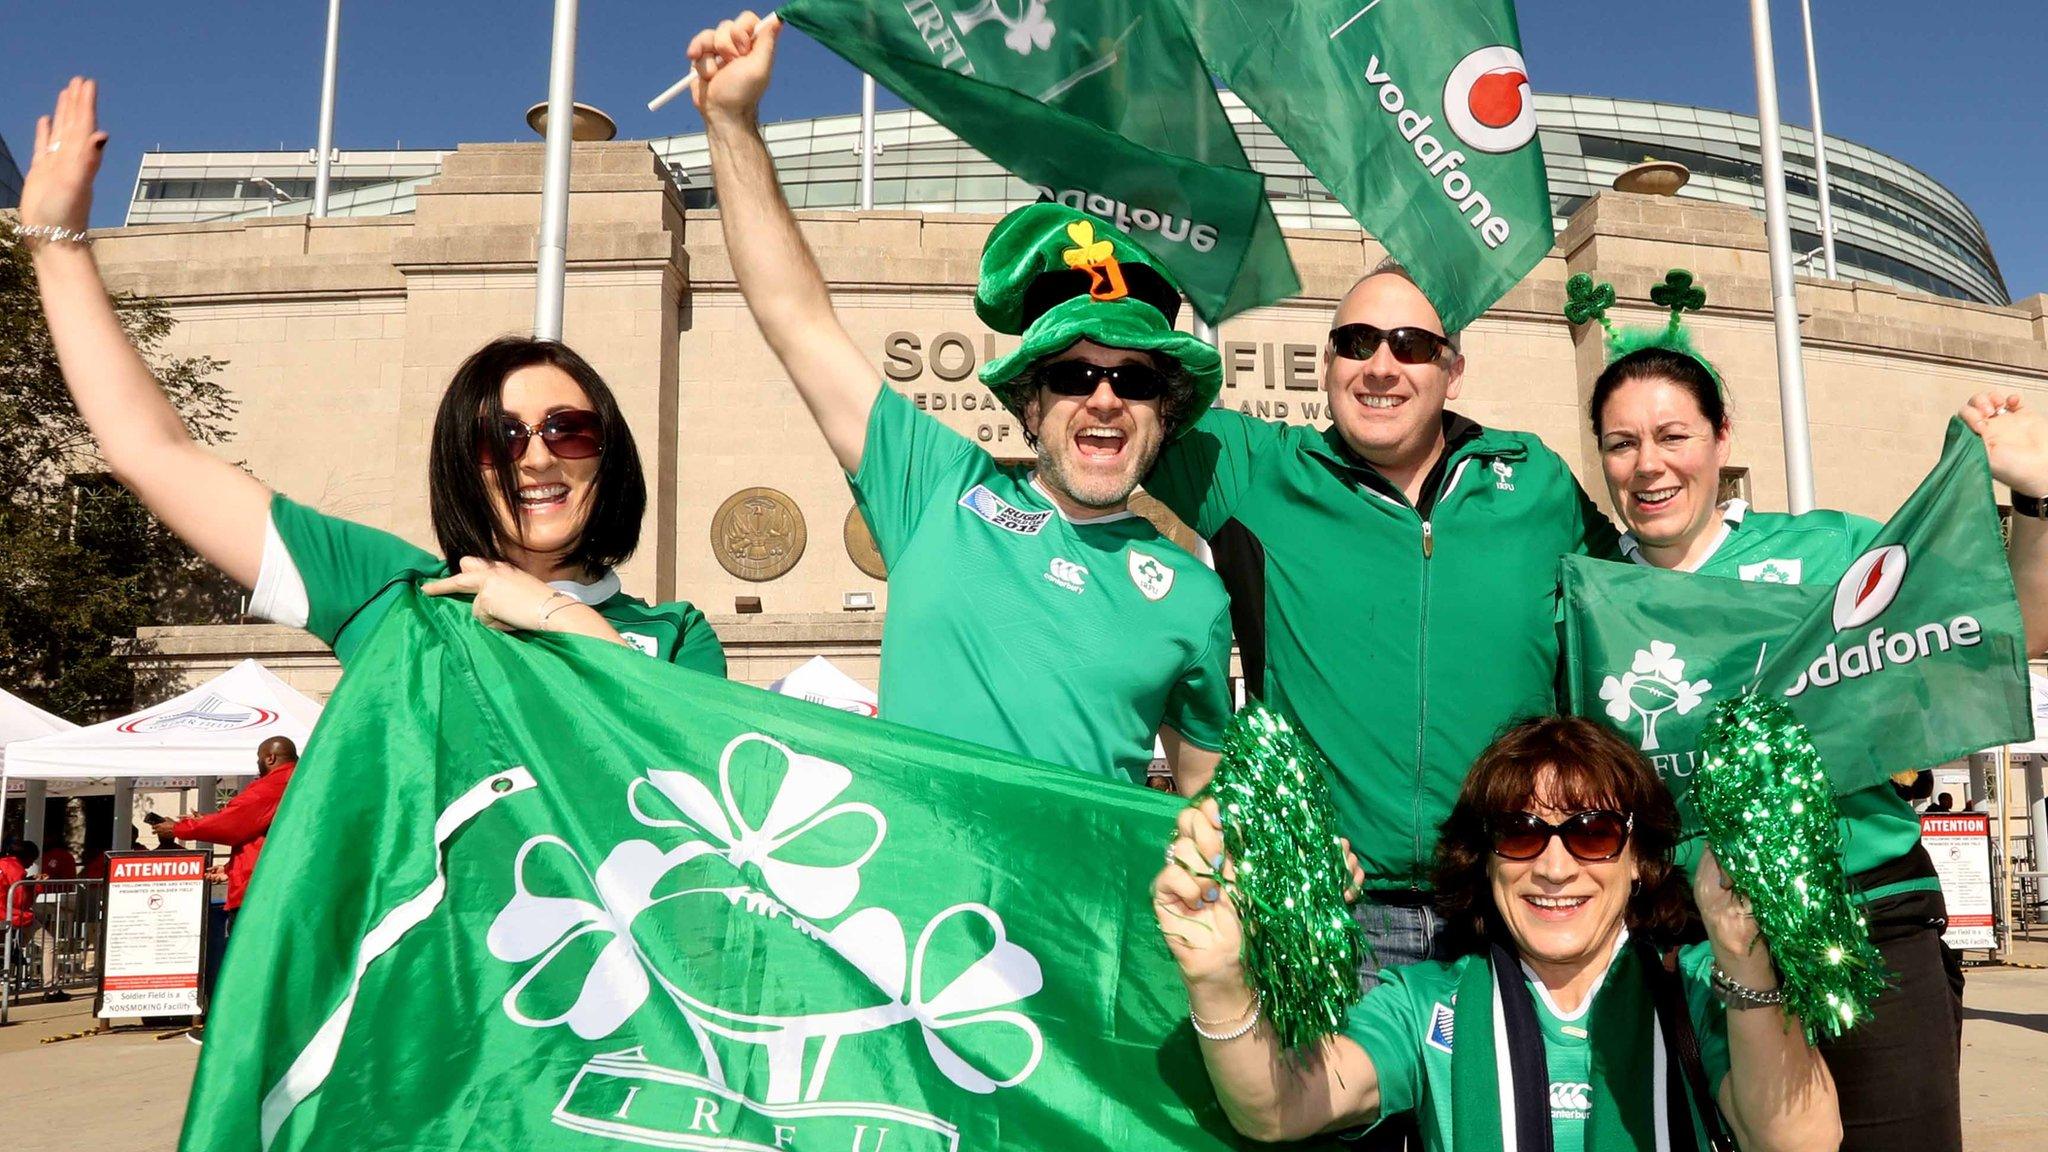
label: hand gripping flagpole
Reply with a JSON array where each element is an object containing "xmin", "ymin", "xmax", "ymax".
[{"xmin": 1748, "ymin": 0, "xmax": 1820, "ymax": 513}]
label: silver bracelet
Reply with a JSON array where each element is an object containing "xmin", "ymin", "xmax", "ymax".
[
  {"xmin": 11, "ymin": 222, "xmax": 92, "ymax": 248},
  {"xmin": 1709, "ymin": 964, "xmax": 1785, "ymax": 1010},
  {"xmin": 1191, "ymin": 991, "xmax": 1263, "ymax": 1042},
  {"xmin": 537, "ymin": 591, "xmax": 576, "ymax": 630}
]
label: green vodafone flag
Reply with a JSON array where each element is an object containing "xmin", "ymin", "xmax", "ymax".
[
  {"xmin": 778, "ymin": 0, "xmax": 1298, "ymax": 324},
  {"xmin": 182, "ymin": 591, "xmax": 1254, "ymax": 1151},
  {"xmin": 1562, "ymin": 419, "xmax": 2030, "ymax": 828},
  {"xmin": 1175, "ymin": 0, "xmax": 1553, "ymax": 332}
]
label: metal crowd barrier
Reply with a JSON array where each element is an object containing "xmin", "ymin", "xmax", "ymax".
[{"xmin": 1, "ymin": 878, "xmax": 106, "ymax": 1025}]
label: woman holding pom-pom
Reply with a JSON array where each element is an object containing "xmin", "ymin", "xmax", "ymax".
[
  {"xmin": 1154, "ymin": 716, "xmax": 1840, "ymax": 1150},
  {"xmin": 1574, "ymin": 270, "xmax": 2048, "ymax": 1152}
]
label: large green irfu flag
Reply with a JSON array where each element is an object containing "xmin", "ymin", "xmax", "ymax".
[
  {"xmin": 1562, "ymin": 419, "xmax": 2030, "ymax": 829},
  {"xmin": 1175, "ymin": 0, "xmax": 1553, "ymax": 332},
  {"xmin": 183, "ymin": 591, "xmax": 1253, "ymax": 1151},
  {"xmin": 776, "ymin": 0, "xmax": 1298, "ymax": 324}
]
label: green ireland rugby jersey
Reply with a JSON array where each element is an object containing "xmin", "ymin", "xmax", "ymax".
[
  {"xmin": 1623, "ymin": 501, "xmax": 1932, "ymax": 888},
  {"xmin": 848, "ymin": 385, "xmax": 1234, "ymax": 783},
  {"xmin": 1145, "ymin": 408, "xmax": 1621, "ymax": 890},
  {"xmin": 1343, "ymin": 942, "xmax": 1728, "ymax": 1152},
  {"xmin": 250, "ymin": 494, "xmax": 725, "ymax": 675}
]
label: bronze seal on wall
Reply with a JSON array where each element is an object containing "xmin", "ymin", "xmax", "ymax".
[
  {"xmin": 712, "ymin": 488, "xmax": 807, "ymax": 581},
  {"xmin": 843, "ymin": 506, "xmax": 887, "ymax": 580}
]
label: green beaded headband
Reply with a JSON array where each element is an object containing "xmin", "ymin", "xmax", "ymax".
[{"xmin": 1564, "ymin": 268, "xmax": 1723, "ymax": 387}]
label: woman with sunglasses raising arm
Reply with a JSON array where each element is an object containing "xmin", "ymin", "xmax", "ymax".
[
  {"xmin": 16, "ymin": 79, "xmax": 724, "ymax": 673},
  {"xmin": 1156, "ymin": 716, "xmax": 1841, "ymax": 1152}
]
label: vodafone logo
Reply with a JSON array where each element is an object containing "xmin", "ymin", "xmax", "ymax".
[
  {"xmin": 1832, "ymin": 545, "xmax": 1908, "ymax": 631},
  {"xmin": 1786, "ymin": 542, "xmax": 1982, "ymax": 698},
  {"xmin": 1442, "ymin": 47, "xmax": 1537, "ymax": 154}
]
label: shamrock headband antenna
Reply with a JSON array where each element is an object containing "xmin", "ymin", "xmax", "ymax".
[{"xmin": 1564, "ymin": 268, "xmax": 1723, "ymax": 387}]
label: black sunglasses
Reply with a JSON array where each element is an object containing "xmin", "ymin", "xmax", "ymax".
[
  {"xmin": 1328, "ymin": 323, "xmax": 1453, "ymax": 365},
  {"xmin": 476, "ymin": 409, "xmax": 605, "ymax": 465},
  {"xmin": 1036, "ymin": 359, "xmax": 1170, "ymax": 402},
  {"xmin": 1491, "ymin": 810, "xmax": 1633, "ymax": 862}
]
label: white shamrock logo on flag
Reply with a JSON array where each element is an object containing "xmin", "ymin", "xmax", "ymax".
[
  {"xmin": 951, "ymin": 0, "xmax": 1057, "ymax": 57},
  {"xmin": 488, "ymin": 733, "xmax": 1045, "ymax": 1107},
  {"xmin": 1598, "ymin": 640, "xmax": 1712, "ymax": 752}
]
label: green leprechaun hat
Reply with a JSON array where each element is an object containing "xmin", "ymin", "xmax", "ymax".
[{"xmin": 976, "ymin": 203, "xmax": 1222, "ymax": 434}]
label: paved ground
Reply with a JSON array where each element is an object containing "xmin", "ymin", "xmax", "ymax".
[{"xmin": 6, "ymin": 937, "xmax": 2048, "ymax": 1150}]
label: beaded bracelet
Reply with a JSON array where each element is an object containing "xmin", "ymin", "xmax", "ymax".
[{"xmin": 1191, "ymin": 991, "xmax": 1264, "ymax": 1042}]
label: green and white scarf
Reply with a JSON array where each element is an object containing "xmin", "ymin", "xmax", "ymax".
[{"xmin": 1449, "ymin": 939, "xmax": 1719, "ymax": 1152}]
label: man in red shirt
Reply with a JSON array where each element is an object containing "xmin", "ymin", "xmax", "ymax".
[
  {"xmin": 152, "ymin": 736, "xmax": 298, "ymax": 927},
  {"xmin": 2, "ymin": 839, "xmax": 63, "ymax": 998}
]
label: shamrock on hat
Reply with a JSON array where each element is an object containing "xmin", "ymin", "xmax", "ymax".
[{"xmin": 975, "ymin": 203, "xmax": 1222, "ymax": 437}]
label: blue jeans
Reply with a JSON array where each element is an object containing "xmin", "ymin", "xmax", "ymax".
[{"xmin": 1352, "ymin": 898, "xmax": 1449, "ymax": 994}]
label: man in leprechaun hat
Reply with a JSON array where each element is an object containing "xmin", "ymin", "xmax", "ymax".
[{"xmin": 688, "ymin": 11, "xmax": 1233, "ymax": 791}]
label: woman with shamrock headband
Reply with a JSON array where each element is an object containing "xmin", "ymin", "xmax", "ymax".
[
  {"xmin": 1154, "ymin": 716, "xmax": 1841, "ymax": 1151},
  {"xmin": 1569, "ymin": 268, "xmax": 2048, "ymax": 1152}
]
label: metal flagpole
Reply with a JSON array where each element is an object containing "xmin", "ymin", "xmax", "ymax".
[
  {"xmin": 1798, "ymin": 0, "xmax": 1838, "ymax": 278},
  {"xmin": 1748, "ymin": 0, "xmax": 1819, "ymax": 513},
  {"xmin": 313, "ymin": 0, "xmax": 342, "ymax": 218},
  {"xmin": 535, "ymin": 0, "xmax": 581, "ymax": 341},
  {"xmin": 859, "ymin": 75, "xmax": 877, "ymax": 211},
  {"xmin": 1998, "ymin": 744, "xmax": 2015, "ymax": 960}
]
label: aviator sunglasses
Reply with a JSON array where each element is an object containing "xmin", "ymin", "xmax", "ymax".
[
  {"xmin": 1036, "ymin": 359, "xmax": 1170, "ymax": 402},
  {"xmin": 1491, "ymin": 810, "xmax": 1634, "ymax": 862},
  {"xmin": 1328, "ymin": 323, "xmax": 1453, "ymax": 365},
  {"xmin": 476, "ymin": 409, "xmax": 605, "ymax": 465}
]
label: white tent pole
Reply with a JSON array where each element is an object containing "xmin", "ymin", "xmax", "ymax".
[
  {"xmin": 112, "ymin": 777, "xmax": 135, "ymax": 851},
  {"xmin": 22, "ymin": 779, "xmax": 46, "ymax": 848}
]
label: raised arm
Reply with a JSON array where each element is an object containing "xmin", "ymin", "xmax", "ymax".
[
  {"xmin": 690, "ymin": 13, "xmax": 877, "ymax": 473},
  {"xmin": 1696, "ymin": 850, "xmax": 1842, "ymax": 1152},
  {"xmin": 1155, "ymin": 800, "xmax": 1381, "ymax": 1141},
  {"xmin": 20, "ymin": 78, "xmax": 269, "ymax": 588},
  {"xmin": 1958, "ymin": 390, "xmax": 2048, "ymax": 655}
]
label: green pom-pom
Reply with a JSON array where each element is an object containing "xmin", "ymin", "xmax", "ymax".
[
  {"xmin": 1207, "ymin": 702, "xmax": 1368, "ymax": 1051},
  {"xmin": 1693, "ymin": 694, "xmax": 1889, "ymax": 1042}
]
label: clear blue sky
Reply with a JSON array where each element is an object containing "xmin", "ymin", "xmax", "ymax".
[{"xmin": 3, "ymin": 1, "xmax": 2041, "ymax": 299}]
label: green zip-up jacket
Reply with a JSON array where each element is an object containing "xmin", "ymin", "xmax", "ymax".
[{"xmin": 1146, "ymin": 408, "xmax": 1621, "ymax": 891}]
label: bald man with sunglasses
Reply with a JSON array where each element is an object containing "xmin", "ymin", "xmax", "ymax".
[{"xmin": 1144, "ymin": 259, "xmax": 1623, "ymax": 988}]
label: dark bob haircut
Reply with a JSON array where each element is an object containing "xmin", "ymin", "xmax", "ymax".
[
  {"xmin": 1432, "ymin": 715, "xmax": 1695, "ymax": 957},
  {"xmin": 427, "ymin": 336, "xmax": 646, "ymax": 578},
  {"xmin": 1590, "ymin": 347, "xmax": 1727, "ymax": 439}
]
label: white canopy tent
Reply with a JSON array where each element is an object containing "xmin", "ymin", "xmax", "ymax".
[
  {"xmin": 1, "ymin": 689, "xmax": 79, "ymax": 846},
  {"xmin": 3, "ymin": 661, "xmax": 322, "ymax": 851}
]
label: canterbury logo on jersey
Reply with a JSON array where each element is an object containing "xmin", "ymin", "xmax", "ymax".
[
  {"xmin": 959, "ymin": 484, "xmax": 1052, "ymax": 535},
  {"xmin": 1550, "ymin": 1081, "xmax": 1593, "ymax": 1115},
  {"xmin": 1045, "ymin": 557, "xmax": 1089, "ymax": 593}
]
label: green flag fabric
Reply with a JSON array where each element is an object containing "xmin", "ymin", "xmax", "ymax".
[
  {"xmin": 1562, "ymin": 419, "xmax": 2030, "ymax": 822},
  {"xmin": 182, "ymin": 589, "xmax": 1254, "ymax": 1151},
  {"xmin": 1175, "ymin": 0, "xmax": 1554, "ymax": 332},
  {"xmin": 776, "ymin": 0, "xmax": 1299, "ymax": 325}
]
